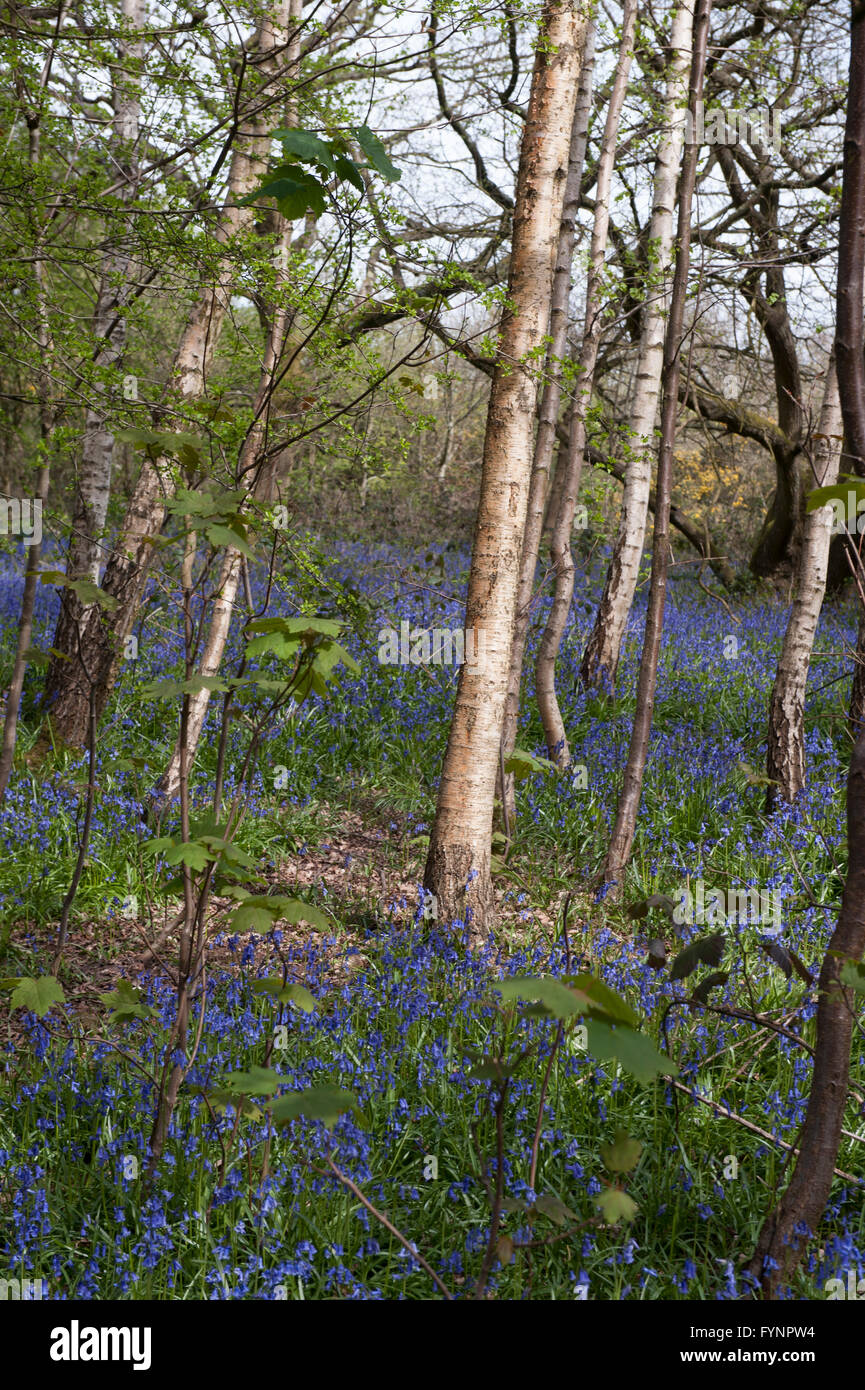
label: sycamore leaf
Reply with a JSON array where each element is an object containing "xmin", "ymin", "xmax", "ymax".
[
  {"xmin": 272, "ymin": 129, "xmax": 336, "ymax": 170},
  {"xmin": 564, "ymin": 973, "xmax": 639, "ymax": 1028},
  {"xmin": 496, "ymin": 1233, "xmax": 515, "ymax": 1265},
  {"xmin": 806, "ymin": 478, "xmax": 865, "ymax": 513},
  {"xmin": 222, "ymin": 1066, "xmax": 284, "ymax": 1096},
  {"xmin": 195, "ymin": 1087, "xmax": 262, "ymax": 1119},
  {"xmin": 503, "ymin": 748, "xmax": 557, "ymax": 782},
  {"xmin": 250, "ymin": 978, "xmax": 316, "ymax": 1011},
  {"xmin": 493, "ymin": 975, "xmax": 593, "ymax": 1020},
  {"xmin": 594, "ymin": 1187, "xmax": 638, "ymax": 1225},
  {"xmin": 39, "ymin": 572, "xmax": 118, "ymax": 611},
  {"xmin": 533, "ymin": 1193, "xmax": 577, "ymax": 1226},
  {"xmin": 586, "ymin": 1020, "xmax": 679, "ymax": 1084},
  {"xmin": 2, "ymin": 975, "xmax": 66, "ymax": 1016},
  {"xmin": 231, "ymin": 895, "xmax": 330, "ymax": 933},
  {"xmin": 841, "ymin": 958, "xmax": 865, "ymax": 995},
  {"xmin": 269, "ymin": 1085, "xmax": 361, "ymax": 1129},
  {"xmin": 600, "ymin": 1131, "xmax": 643, "ymax": 1174},
  {"xmin": 99, "ymin": 979, "xmax": 158, "ymax": 1023}
]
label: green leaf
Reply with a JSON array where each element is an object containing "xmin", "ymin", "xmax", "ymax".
[
  {"xmin": 493, "ymin": 975, "xmax": 592, "ymax": 1020},
  {"xmin": 600, "ymin": 1130, "xmax": 643, "ymax": 1174},
  {"xmin": 564, "ymin": 973, "xmax": 640, "ymax": 1027},
  {"xmin": 670, "ymin": 931, "xmax": 725, "ymax": 981},
  {"xmin": 806, "ymin": 477, "xmax": 865, "ymax": 513},
  {"xmin": 205, "ymin": 523, "xmax": 257, "ymax": 559},
  {"xmin": 231, "ymin": 903, "xmax": 279, "ymax": 933},
  {"xmin": 195, "ymin": 1087, "xmax": 263, "ymax": 1120},
  {"xmin": 269, "ymin": 1085, "xmax": 361, "ymax": 1129},
  {"xmin": 503, "ymin": 748, "xmax": 557, "ymax": 782},
  {"xmin": 594, "ymin": 1187, "xmax": 638, "ymax": 1225},
  {"xmin": 333, "ymin": 153, "xmax": 364, "ymax": 191},
  {"xmin": 222, "ymin": 1066, "xmax": 284, "ymax": 1096},
  {"xmin": 164, "ymin": 840, "xmax": 216, "ymax": 872},
  {"xmin": 355, "ymin": 124, "xmax": 401, "ymax": 182},
  {"xmin": 533, "ymin": 1193, "xmax": 577, "ymax": 1226},
  {"xmin": 2, "ymin": 975, "xmax": 66, "ymax": 1017},
  {"xmin": 39, "ymin": 572, "xmax": 118, "ymax": 611},
  {"xmin": 273, "ymin": 129, "xmax": 336, "ymax": 171},
  {"xmin": 21, "ymin": 647, "xmax": 50, "ymax": 667},
  {"xmin": 99, "ymin": 979, "xmax": 158, "ymax": 1023},
  {"xmin": 496, "ymin": 1233, "xmax": 515, "ymax": 1265},
  {"xmin": 585, "ymin": 1020, "xmax": 679, "ymax": 1084},
  {"xmin": 465, "ymin": 1057, "xmax": 508, "ymax": 1082},
  {"xmin": 247, "ymin": 615, "xmax": 344, "ymax": 639},
  {"xmin": 241, "ymin": 168, "xmax": 327, "ymax": 219},
  {"xmin": 230, "ymin": 895, "xmax": 330, "ymax": 933},
  {"xmin": 841, "ymin": 958, "xmax": 865, "ymax": 995},
  {"xmin": 250, "ymin": 978, "xmax": 317, "ymax": 1011}
]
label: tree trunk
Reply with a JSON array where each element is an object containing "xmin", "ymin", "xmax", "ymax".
[
  {"xmin": 766, "ymin": 361, "xmax": 842, "ymax": 808},
  {"xmin": 497, "ymin": 14, "xmax": 596, "ymax": 827},
  {"xmin": 150, "ymin": 0, "xmax": 302, "ymax": 807},
  {"xmin": 42, "ymin": 0, "xmax": 293, "ymax": 748},
  {"xmin": 747, "ymin": 1, "xmax": 865, "ymax": 1296},
  {"xmin": 747, "ymin": 721, "xmax": 865, "ymax": 1294},
  {"xmin": 0, "ymin": 117, "xmax": 56, "ymax": 800},
  {"xmin": 423, "ymin": 0, "xmax": 586, "ymax": 940},
  {"xmin": 535, "ymin": 0, "xmax": 637, "ymax": 766},
  {"xmin": 602, "ymin": 0, "xmax": 712, "ymax": 889},
  {"xmin": 57, "ymin": 0, "xmax": 143, "ymax": 595},
  {"xmin": 580, "ymin": 0, "xmax": 695, "ymax": 691}
]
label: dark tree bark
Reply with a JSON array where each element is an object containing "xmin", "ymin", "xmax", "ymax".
[{"xmin": 748, "ymin": 0, "xmax": 865, "ymax": 1296}]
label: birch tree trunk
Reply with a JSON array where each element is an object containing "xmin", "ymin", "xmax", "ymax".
[
  {"xmin": 423, "ymin": 0, "xmax": 586, "ymax": 941},
  {"xmin": 42, "ymin": 0, "xmax": 294, "ymax": 748},
  {"xmin": 63, "ymin": 0, "xmax": 143, "ymax": 587},
  {"xmin": 535, "ymin": 0, "xmax": 637, "ymax": 766},
  {"xmin": 497, "ymin": 15, "xmax": 596, "ymax": 828},
  {"xmin": 766, "ymin": 361, "xmax": 842, "ymax": 808},
  {"xmin": 601, "ymin": 0, "xmax": 712, "ymax": 890},
  {"xmin": 580, "ymin": 0, "xmax": 695, "ymax": 692},
  {"xmin": 150, "ymin": 1, "xmax": 303, "ymax": 806}
]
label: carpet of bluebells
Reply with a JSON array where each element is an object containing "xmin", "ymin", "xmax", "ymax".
[{"xmin": 0, "ymin": 536, "xmax": 863, "ymax": 1299}]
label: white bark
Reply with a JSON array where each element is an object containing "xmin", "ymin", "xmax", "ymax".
[
  {"xmin": 423, "ymin": 0, "xmax": 586, "ymax": 938},
  {"xmin": 44, "ymin": 0, "xmax": 296, "ymax": 745},
  {"xmin": 766, "ymin": 361, "xmax": 843, "ymax": 805},
  {"xmin": 154, "ymin": 3, "xmax": 303, "ymax": 804},
  {"xmin": 580, "ymin": 0, "xmax": 695, "ymax": 690},
  {"xmin": 498, "ymin": 14, "xmax": 596, "ymax": 823},
  {"xmin": 536, "ymin": 0, "xmax": 637, "ymax": 764}
]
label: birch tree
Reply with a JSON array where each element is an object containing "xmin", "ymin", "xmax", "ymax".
[
  {"xmin": 423, "ymin": 0, "xmax": 586, "ymax": 939},
  {"xmin": 535, "ymin": 0, "xmax": 637, "ymax": 765},
  {"xmin": 765, "ymin": 361, "xmax": 842, "ymax": 809},
  {"xmin": 580, "ymin": 0, "xmax": 694, "ymax": 692},
  {"xmin": 42, "ymin": 0, "xmax": 297, "ymax": 747},
  {"xmin": 497, "ymin": 12, "xmax": 596, "ymax": 829},
  {"xmin": 602, "ymin": 0, "xmax": 712, "ymax": 890}
]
